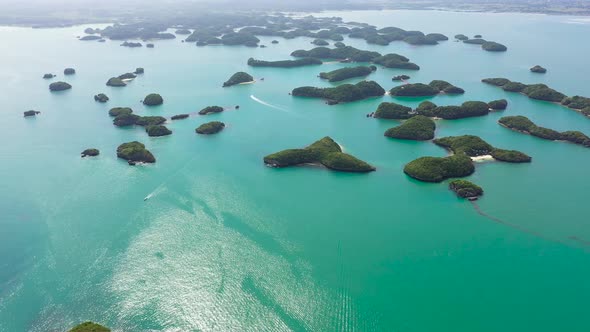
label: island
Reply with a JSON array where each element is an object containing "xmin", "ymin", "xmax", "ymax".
[
  {"xmin": 434, "ymin": 135, "xmax": 532, "ymax": 162},
  {"xmin": 263, "ymin": 136, "xmax": 375, "ymax": 173},
  {"xmin": 488, "ymin": 99, "xmax": 508, "ymax": 110},
  {"xmin": 482, "ymin": 78, "xmax": 566, "ymax": 102},
  {"xmin": 561, "ymin": 96, "xmax": 590, "ymax": 110},
  {"xmin": 49, "ymin": 81, "xmax": 72, "ymax": 91},
  {"xmin": 118, "ymin": 72, "xmax": 136, "ymax": 80},
  {"xmin": 23, "ymin": 110, "xmax": 40, "ymax": 117},
  {"xmin": 43, "ymin": 73, "xmax": 55, "ymax": 79},
  {"xmin": 64, "ymin": 68, "xmax": 76, "ymax": 75},
  {"xmin": 175, "ymin": 29, "xmax": 191, "ymax": 35},
  {"xmin": 455, "ymin": 34, "xmax": 469, "ymax": 41},
  {"xmin": 146, "ymin": 43, "xmax": 154, "ymax": 48},
  {"xmin": 223, "ymin": 72, "xmax": 254, "ymax": 87},
  {"xmin": 312, "ymin": 39, "xmax": 329, "ymax": 46},
  {"xmin": 384, "ymin": 115, "xmax": 436, "ymax": 140},
  {"xmin": 106, "ymin": 77, "xmax": 126, "ymax": 87},
  {"xmin": 81, "ymin": 148, "xmax": 99, "ymax": 157},
  {"xmin": 113, "ymin": 113, "xmax": 140, "ymax": 127},
  {"xmin": 247, "ymin": 57, "xmax": 322, "ymax": 68},
  {"xmin": 463, "ymin": 38, "xmax": 487, "ymax": 45},
  {"xmin": 199, "ymin": 106, "xmax": 224, "ymax": 115},
  {"xmin": 134, "ymin": 67, "xmax": 144, "ymax": 74},
  {"xmin": 499, "ymin": 115, "xmax": 590, "ymax": 147},
  {"xmin": 530, "ymin": 65, "xmax": 547, "ymax": 73},
  {"xmin": 221, "ymin": 32, "xmax": 259, "ymax": 46},
  {"xmin": 482, "ymin": 41, "xmax": 508, "ymax": 52},
  {"xmin": 116, "ymin": 141, "xmax": 155, "ymax": 165},
  {"xmin": 68, "ymin": 321, "xmax": 110, "ymax": 332},
  {"xmin": 371, "ymin": 53, "xmax": 420, "ymax": 70},
  {"xmin": 373, "ymin": 102, "xmax": 413, "ymax": 119},
  {"xmin": 404, "ymin": 154, "xmax": 474, "ymax": 182},
  {"xmin": 79, "ymin": 35, "xmax": 102, "ymax": 41},
  {"xmin": 196, "ymin": 121, "xmax": 225, "ymax": 134},
  {"xmin": 449, "ymin": 180, "xmax": 484, "ymax": 200},
  {"xmin": 171, "ymin": 114, "xmax": 189, "ymax": 120},
  {"xmin": 290, "ymin": 46, "xmax": 419, "ymax": 69},
  {"xmin": 94, "ymin": 93, "xmax": 109, "ymax": 103},
  {"xmin": 389, "ymin": 80, "xmax": 464, "ymax": 97},
  {"xmin": 392, "ymin": 75, "xmax": 410, "ymax": 81},
  {"xmin": 291, "ymin": 80, "xmax": 385, "ymax": 104},
  {"xmin": 373, "ymin": 100, "xmax": 492, "ymax": 120},
  {"xmin": 319, "ymin": 66, "xmax": 375, "ymax": 82},
  {"xmin": 121, "ymin": 41, "xmax": 142, "ymax": 47},
  {"xmin": 271, "ymin": 40, "xmax": 279, "ymax": 44},
  {"xmin": 146, "ymin": 125, "xmax": 172, "ymax": 137},
  {"xmin": 109, "ymin": 107, "xmax": 133, "ymax": 117},
  {"xmin": 135, "ymin": 116, "xmax": 166, "ymax": 126},
  {"xmin": 143, "ymin": 93, "xmax": 163, "ymax": 106}
]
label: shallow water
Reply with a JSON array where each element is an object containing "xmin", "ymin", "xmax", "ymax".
[{"xmin": 1, "ymin": 10, "xmax": 590, "ymax": 331}]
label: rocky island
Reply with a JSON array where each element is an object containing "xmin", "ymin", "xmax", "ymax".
[
  {"xmin": 223, "ymin": 72, "xmax": 254, "ymax": 87},
  {"xmin": 171, "ymin": 114, "xmax": 189, "ymax": 120},
  {"xmin": 434, "ymin": 135, "xmax": 531, "ymax": 163},
  {"xmin": 482, "ymin": 41, "xmax": 508, "ymax": 52},
  {"xmin": 143, "ymin": 93, "xmax": 163, "ymax": 106},
  {"xmin": 106, "ymin": 77, "xmax": 126, "ymax": 87},
  {"xmin": 292, "ymin": 80, "xmax": 385, "ymax": 104},
  {"xmin": 530, "ymin": 65, "xmax": 547, "ymax": 73},
  {"xmin": 449, "ymin": 180, "xmax": 484, "ymax": 199},
  {"xmin": 94, "ymin": 93, "xmax": 109, "ymax": 103},
  {"xmin": 69, "ymin": 321, "xmax": 110, "ymax": 332},
  {"xmin": 109, "ymin": 107, "xmax": 133, "ymax": 117},
  {"xmin": 117, "ymin": 141, "xmax": 155, "ymax": 164},
  {"xmin": 135, "ymin": 116, "xmax": 166, "ymax": 127},
  {"xmin": 384, "ymin": 115, "xmax": 436, "ymax": 140},
  {"xmin": 488, "ymin": 99, "xmax": 508, "ymax": 110},
  {"xmin": 404, "ymin": 154, "xmax": 475, "ymax": 182},
  {"xmin": 196, "ymin": 121, "xmax": 225, "ymax": 134},
  {"xmin": 482, "ymin": 78, "xmax": 568, "ymax": 103},
  {"xmin": 290, "ymin": 46, "xmax": 419, "ymax": 70},
  {"xmin": 64, "ymin": 68, "xmax": 76, "ymax": 75},
  {"xmin": 43, "ymin": 73, "xmax": 55, "ymax": 79},
  {"xmin": 146, "ymin": 125, "xmax": 172, "ymax": 137},
  {"xmin": 499, "ymin": 115, "xmax": 590, "ymax": 147},
  {"xmin": 199, "ymin": 106, "xmax": 224, "ymax": 115},
  {"xmin": 389, "ymin": 80, "xmax": 464, "ymax": 97},
  {"xmin": 264, "ymin": 136, "xmax": 375, "ymax": 173},
  {"xmin": 23, "ymin": 110, "xmax": 40, "ymax": 117},
  {"xmin": 81, "ymin": 148, "xmax": 99, "ymax": 157},
  {"xmin": 49, "ymin": 81, "xmax": 72, "ymax": 91},
  {"xmin": 248, "ymin": 58, "xmax": 323, "ymax": 68},
  {"xmin": 392, "ymin": 75, "xmax": 410, "ymax": 81},
  {"xmin": 319, "ymin": 66, "xmax": 375, "ymax": 82}
]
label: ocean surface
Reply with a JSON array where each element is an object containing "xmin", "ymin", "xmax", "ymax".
[{"xmin": 1, "ymin": 9, "xmax": 590, "ymax": 332}]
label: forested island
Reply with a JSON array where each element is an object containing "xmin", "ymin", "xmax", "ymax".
[
  {"xmin": 291, "ymin": 46, "xmax": 419, "ymax": 70},
  {"xmin": 384, "ymin": 115, "xmax": 436, "ymax": 140},
  {"xmin": 223, "ymin": 72, "xmax": 254, "ymax": 87},
  {"xmin": 530, "ymin": 65, "xmax": 547, "ymax": 73},
  {"xmin": 81, "ymin": 148, "xmax": 100, "ymax": 157},
  {"xmin": 264, "ymin": 136, "xmax": 375, "ymax": 172},
  {"xmin": 23, "ymin": 110, "xmax": 40, "ymax": 117},
  {"xmin": 196, "ymin": 121, "xmax": 225, "ymax": 134},
  {"xmin": 68, "ymin": 321, "xmax": 110, "ymax": 332},
  {"xmin": 198, "ymin": 106, "xmax": 224, "ymax": 115},
  {"xmin": 449, "ymin": 180, "xmax": 484, "ymax": 199},
  {"xmin": 116, "ymin": 141, "xmax": 155, "ymax": 164},
  {"xmin": 319, "ymin": 66, "xmax": 376, "ymax": 82},
  {"xmin": 292, "ymin": 80, "xmax": 385, "ymax": 104},
  {"xmin": 143, "ymin": 93, "xmax": 164, "ymax": 106},
  {"xmin": 106, "ymin": 77, "xmax": 126, "ymax": 87},
  {"xmin": 499, "ymin": 116, "xmax": 590, "ymax": 147},
  {"xmin": 389, "ymin": 80, "xmax": 464, "ymax": 97},
  {"xmin": 94, "ymin": 93, "xmax": 109, "ymax": 103},
  {"xmin": 247, "ymin": 57, "xmax": 322, "ymax": 68},
  {"xmin": 434, "ymin": 135, "xmax": 531, "ymax": 162},
  {"xmin": 146, "ymin": 125, "xmax": 172, "ymax": 137},
  {"xmin": 373, "ymin": 100, "xmax": 492, "ymax": 120}
]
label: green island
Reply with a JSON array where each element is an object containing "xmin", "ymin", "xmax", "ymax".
[
  {"xmin": 134, "ymin": 67, "xmax": 144, "ymax": 74},
  {"xmin": 482, "ymin": 77, "xmax": 567, "ymax": 102},
  {"xmin": 449, "ymin": 180, "xmax": 484, "ymax": 199},
  {"xmin": 196, "ymin": 121, "xmax": 225, "ymax": 134},
  {"xmin": 482, "ymin": 41, "xmax": 508, "ymax": 52},
  {"xmin": 319, "ymin": 66, "xmax": 375, "ymax": 82},
  {"xmin": 43, "ymin": 73, "xmax": 55, "ymax": 79},
  {"xmin": 171, "ymin": 114, "xmax": 189, "ymax": 120},
  {"xmin": 373, "ymin": 102, "xmax": 413, "ymax": 119},
  {"xmin": 79, "ymin": 35, "xmax": 101, "ymax": 41},
  {"xmin": 433, "ymin": 135, "xmax": 532, "ymax": 162},
  {"xmin": 106, "ymin": 77, "xmax": 126, "ymax": 87},
  {"xmin": 372, "ymin": 54, "xmax": 420, "ymax": 70},
  {"xmin": 143, "ymin": 93, "xmax": 163, "ymax": 106},
  {"xmin": 113, "ymin": 113, "xmax": 139, "ymax": 126},
  {"xmin": 263, "ymin": 136, "xmax": 375, "ymax": 173},
  {"xmin": 68, "ymin": 321, "xmax": 110, "ymax": 332},
  {"xmin": 404, "ymin": 154, "xmax": 475, "ymax": 182},
  {"xmin": 135, "ymin": 116, "xmax": 166, "ymax": 126},
  {"xmin": 455, "ymin": 34, "xmax": 469, "ymax": 41},
  {"xmin": 81, "ymin": 148, "xmax": 99, "ymax": 157},
  {"xmin": 64, "ymin": 68, "xmax": 76, "ymax": 75},
  {"xmin": 290, "ymin": 46, "xmax": 419, "ymax": 70},
  {"xmin": 463, "ymin": 38, "xmax": 487, "ymax": 45},
  {"xmin": 530, "ymin": 65, "xmax": 547, "ymax": 73},
  {"xmin": 23, "ymin": 110, "xmax": 40, "ymax": 117},
  {"xmin": 247, "ymin": 57, "xmax": 322, "ymax": 68},
  {"xmin": 384, "ymin": 115, "xmax": 436, "ymax": 140},
  {"xmin": 499, "ymin": 115, "xmax": 590, "ymax": 147},
  {"xmin": 488, "ymin": 99, "xmax": 508, "ymax": 110},
  {"xmin": 116, "ymin": 141, "xmax": 155, "ymax": 164},
  {"xmin": 94, "ymin": 93, "xmax": 109, "ymax": 103},
  {"xmin": 49, "ymin": 81, "xmax": 72, "ymax": 91},
  {"xmin": 312, "ymin": 39, "xmax": 329, "ymax": 46},
  {"xmin": 146, "ymin": 125, "xmax": 172, "ymax": 137},
  {"xmin": 292, "ymin": 80, "xmax": 385, "ymax": 104},
  {"xmin": 108, "ymin": 107, "xmax": 133, "ymax": 117},
  {"xmin": 389, "ymin": 80, "xmax": 464, "ymax": 97},
  {"xmin": 199, "ymin": 106, "xmax": 224, "ymax": 115},
  {"xmin": 373, "ymin": 100, "xmax": 491, "ymax": 120},
  {"xmin": 223, "ymin": 72, "xmax": 254, "ymax": 87},
  {"xmin": 121, "ymin": 41, "xmax": 142, "ymax": 47},
  {"xmin": 118, "ymin": 72, "xmax": 136, "ymax": 80}
]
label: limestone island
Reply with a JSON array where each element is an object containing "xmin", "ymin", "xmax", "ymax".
[
  {"xmin": 106, "ymin": 77, "xmax": 126, "ymax": 87},
  {"xmin": 434, "ymin": 135, "xmax": 532, "ymax": 163},
  {"xmin": 146, "ymin": 43, "xmax": 154, "ymax": 48},
  {"xmin": 196, "ymin": 121, "xmax": 225, "ymax": 134},
  {"xmin": 143, "ymin": 93, "xmax": 163, "ymax": 106},
  {"xmin": 312, "ymin": 39, "xmax": 330, "ymax": 46},
  {"xmin": 223, "ymin": 72, "xmax": 254, "ymax": 87},
  {"xmin": 64, "ymin": 68, "xmax": 76, "ymax": 75},
  {"xmin": 404, "ymin": 154, "xmax": 474, "ymax": 182},
  {"xmin": 116, "ymin": 141, "xmax": 155, "ymax": 165},
  {"xmin": 49, "ymin": 81, "xmax": 72, "ymax": 91},
  {"xmin": 389, "ymin": 80, "xmax": 464, "ymax": 97},
  {"xmin": 118, "ymin": 72, "xmax": 136, "ymax": 80},
  {"xmin": 455, "ymin": 34, "xmax": 469, "ymax": 41},
  {"xmin": 482, "ymin": 41, "xmax": 508, "ymax": 52},
  {"xmin": 79, "ymin": 35, "xmax": 102, "ymax": 41},
  {"xmin": 263, "ymin": 136, "xmax": 375, "ymax": 173},
  {"xmin": 290, "ymin": 46, "xmax": 419, "ymax": 70},
  {"xmin": 499, "ymin": 115, "xmax": 590, "ymax": 147},
  {"xmin": 109, "ymin": 107, "xmax": 133, "ymax": 117},
  {"xmin": 199, "ymin": 106, "xmax": 224, "ymax": 115},
  {"xmin": 134, "ymin": 67, "xmax": 144, "ymax": 74},
  {"xmin": 24, "ymin": 110, "xmax": 40, "ymax": 117},
  {"xmin": 247, "ymin": 57, "xmax": 322, "ymax": 68},
  {"xmin": 94, "ymin": 93, "xmax": 109, "ymax": 103},
  {"xmin": 43, "ymin": 73, "xmax": 55, "ymax": 79},
  {"xmin": 449, "ymin": 180, "xmax": 484, "ymax": 200},
  {"xmin": 530, "ymin": 65, "xmax": 547, "ymax": 73},
  {"xmin": 135, "ymin": 116, "xmax": 166, "ymax": 127},
  {"xmin": 68, "ymin": 321, "xmax": 110, "ymax": 332},
  {"xmin": 121, "ymin": 41, "xmax": 142, "ymax": 47},
  {"xmin": 384, "ymin": 115, "xmax": 436, "ymax": 140},
  {"xmin": 319, "ymin": 65, "xmax": 376, "ymax": 82},
  {"xmin": 292, "ymin": 80, "xmax": 385, "ymax": 104},
  {"xmin": 482, "ymin": 78, "xmax": 566, "ymax": 102},
  {"xmin": 488, "ymin": 99, "xmax": 508, "ymax": 110},
  {"xmin": 171, "ymin": 114, "xmax": 189, "ymax": 120},
  {"xmin": 374, "ymin": 100, "xmax": 490, "ymax": 120},
  {"xmin": 81, "ymin": 148, "xmax": 99, "ymax": 157},
  {"xmin": 146, "ymin": 125, "xmax": 172, "ymax": 137}
]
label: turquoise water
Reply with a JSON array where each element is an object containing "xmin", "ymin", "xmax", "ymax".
[{"xmin": 1, "ymin": 10, "xmax": 590, "ymax": 331}]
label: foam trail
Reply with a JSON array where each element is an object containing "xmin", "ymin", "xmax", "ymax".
[{"xmin": 250, "ymin": 95, "xmax": 292, "ymax": 114}]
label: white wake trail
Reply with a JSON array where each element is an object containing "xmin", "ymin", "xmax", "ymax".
[{"xmin": 250, "ymin": 95, "xmax": 291, "ymax": 113}]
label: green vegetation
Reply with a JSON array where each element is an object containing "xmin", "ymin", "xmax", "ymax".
[
  {"xmin": 113, "ymin": 113, "xmax": 140, "ymax": 127},
  {"xmin": 134, "ymin": 67, "xmax": 144, "ymax": 74},
  {"xmin": 482, "ymin": 41, "xmax": 508, "ymax": 52},
  {"xmin": 372, "ymin": 54, "xmax": 420, "ymax": 70},
  {"xmin": 291, "ymin": 46, "xmax": 380, "ymax": 62},
  {"xmin": 389, "ymin": 83, "xmax": 438, "ymax": 97},
  {"xmin": 221, "ymin": 32, "xmax": 259, "ymax": 46},
  {"xmin": 143, "ymin": 93, "xmax": 163, "ymax": 106},
  {"xmin": 292, "ymin": 80, "xmax": 385, "ymax": 103},
  {"xmin": 483, "ymin": 78, "xmax": 574, "ymax": 105},
  {"xmin": 43, "ymin": 73, "xmax": 55, "ymax": 79},
  {"xmin": 562, "ymin": 96, "xmax": 590, "ymax": 110},
  {"xmin": 64, "ymin": 68, "xmax": 76, "ymax": 75},
  {"xmin": 312, "ymin": 39, "xmax": 329, "ymax": 46},
  {"xmin": 223, "ymin": 72, "xmax": 254, "ymax": 87},
  {"xmin": 198, "ymin": 106, "xmax": 224, "ymax": 115},
  {"xmin": 427, "ymin": 80, "xmax": 465, "ymax": 94},
  {"xmin": 116, "ymin": 141, "xmax": 155, "ymax": 164},
  {"xmin": 522, "ymin": 84, "xmax": 565, "ymax": 102},
  {"xmin": 94, "ymin": 93, "xmax": 109, "ymax": 103},
  {"xmin": 319, "ymin": 66, "xmax": 375, "ymax": 82},
  {"xmin": 373, "ymin": 102, "xmax": 413, "ymax": 119},
  {"xmin": 264, "ymin": 136, "xmax": 375, "ymax": 172},
  {"xmin": 135, "ymin": 116, "xmax": 166, "ymax": 126},
  {"xmin": 171, "ymin": 114, "xmax": 189, "ymax": 120},
  {"xmin": 384, "ymin": 115, "xmax": 436, "ymax": 140},
  {"xmin": 434, "ymin": 135, "xmax": 532, "ymax": 162},
  {"xmin": 146, "ymin": 125, "xmax": 172, "ymax": 137},
  {"xmin": 108, "ymin": 107, "xmax": 132, "ymax": 117},
  {"xmin": 247, "ymin": 57, "xmax": 322, "ymax": 68},
  {"xmin": 463, "ymin": 38, "xmax": 486, "ymax": 45},
  {"xmin": 455, "ymin": 34, "xmax": 469, "ymax": 41},
  {"xmin": 530, "ymin": 65, "xmax": 547, "ymax": 73},
  {"xmin": 404, "ymin": 154, "xmax": 474, "ymax": 182},
  {"xmin": 499, "ymin": 115, "xmax": 590, "ymax": 147},
  {"xmin": 449, "ymin": 180, "xmax": 483, "ymax": 198},
  {"xmin": 106, "ymin": 77, "xmax": 126, "ymax": 87},
  {"xmin": 488, "ymin": 99, "xmax": 508, "ymax": 110},
  {"xmin": 121, "ymin": 41, "xmax": 142, "ymax": 47},
  {"xmin": 81, "ymin": 148, "xmax": 99, "ymax": 157},
  {"xmin": 196, "ymin": 121, "xmax": 225, "ymax": 134},
  {"xmin": 68, "ymin": 321, "xmax": 110, "ymax": 332},
  {"xmin": 490, "ymin": 149, "xmax": 532, "ymax": 162},
  {"xmin": 118, "ymin": 72, "xmax": 136, "ymax": 80},
  {"xmin": 49, "ymin": 81, "xmax": 72, "ymax": 91},
  {"xmin": 481, "ymin": 78, "xmax": 510, "ymax": 86},
  {"xmin": 23, "ymin": 110, "xmax": 40, "ymax": 117}
]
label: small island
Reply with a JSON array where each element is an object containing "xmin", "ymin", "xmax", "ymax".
[
  {"xmin": 389, "ymin": 80, "xmax": 464, "ymax": 97},
  {"xmin": 312, "ymin": 39, "xmax": 329, "ymax": 46},
  {"xmin": 135, "ymin": 116, "xmax": 166, "ymax": 127},
  {"xmin": 392, "ymin": 75, "xmax": 410, "ymax": 81},
  {"xmin": 373, "ymin": 102, "xmax": 413, "ymax": 119},
  {"xmin": 372, "ymin": 54, "xmax": 420, "ymax": 70},
  {"xmin": 146, "ymin": 125, "xmax": 172, "ymax": 137},
  {"xmin": 106, "ymin": 77, "xmax": 126, "ymax": 87},
  {"xmin": 143, "ymin": 93, "xmax": 163, "ymax": 106},
  {"xmin": 118, "ymin": 72, "xmax": 136, "ymax": 80},
  {"xmin": 433, "ymin": 135, "xmax": 531, "ymax": 163},
  {"xmin": 116, "ymin": 141, "xmax": 155, "ymax": 164},
  {"xmin": 79, "ymin": 35, "xmax": 102, "ymax": 41},
  {"xmin": 292, "ymin": 80, "xmax": 385, "ymax": 104},
  {"xmin": 530, "ymin": 65, "xmax": 547, "ymax": 73},
  {"xmin": 248, "ymin": 57, "xmax": 323, "ymax": 68},
  {"xmin": 404, "ymin": 154, "xmax": 474, "ymax": 182},
  {"xmin": 198, "ymin": 106, "xmax": 224, "ymax": 115},
  {"xmin": 81, "ymin": 148, "xmax": 99, "ymax": 157},
  {"xmin": 94, "ymin": 93, "xmax": 109, "ymax": 103},
  {"xmin": 384, "ymin": 115, "xmax": 436, "ymax": 140},
  {"xmin": 482, "ymin": 41, "xmax": 508, "ymax": 52},
  {"xmin": 68, "ymin": 321, "xmax": 110, "ymax": 332},
  {"xmin": 449, "ymin": 180, "xmax": 484, "ymax": 200},
  {"xmin": 134, "ymin": 67, "xmax": 144, "ymax": 74},
  {"xmin": 23, "ymin": 110, "xmax": 40, "ymax": 117},
  {"xmin": 43, "ymin": 73, "xmax": 55, "ymax": 79},
  {"xmin": 482, "ymin": 78, "xmax": 566, "ymax": 102},
  {"xmin": 146, "ymin": 43, "xmax": 154, "ymax": 48},
  {"xmin": 171, "ymin": 114, "xmax": 189, "ymax": 120},
  {"xmin": 455, "ymin": 34, "xmax": 469, "ymax": 41},
  {"xmin": 196, "ymin": 121, "xmax": 225, "ymax": 134},
  {"xmin": 121, "ymin": 41, "xmax": 142, "ymax": 47},
  {"xmin": 223, "ymin": 72, "xmax": 254, "ymax": 87},
  {"xmin": 488, "ymin": 99, "xmax": 508, "ymax": 110},
  {"xmin": 319, "ymin": 66, "xmax": 375, "ymax": 82},
  {"xmin": 263, "ymin": 136, "xmax": 375, "ymax": 173},
  {"xmin": 499, "ymin": 115, "xmax": 590, "ymax": 147},
  {"xmin": 49, "ymin": 81, "xmax": 72, "ymax": 91},
  {"xmin": 64, "ymin": 68, "xmax": 76, "ymax": 75},
  {"xmin": 109, "ymin": 107, "xmax": 133, "ymax": 117}
]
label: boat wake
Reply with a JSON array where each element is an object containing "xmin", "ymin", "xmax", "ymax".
[{"xmin": 250, "ymin": 95, "xmax": 291, "ymax": 113}]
